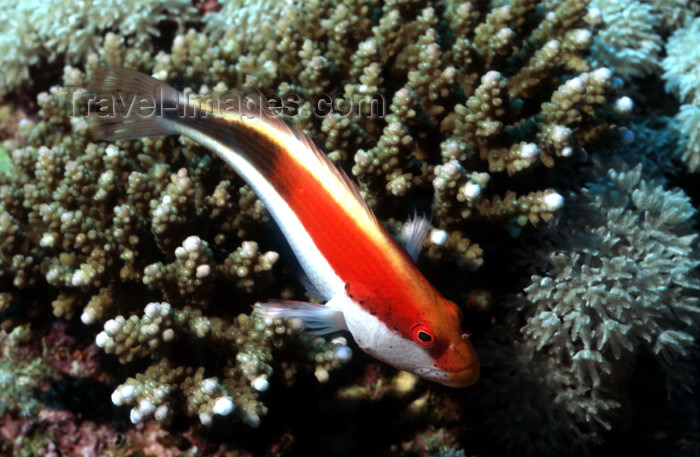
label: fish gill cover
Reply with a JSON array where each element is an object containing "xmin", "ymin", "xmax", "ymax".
[{"xmin": 0, "ymin": 0, "xmax": 698, "ymax": 456}]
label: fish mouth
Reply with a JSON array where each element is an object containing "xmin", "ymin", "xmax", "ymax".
[
  {"xmin": 442, "ymin": 364, "xmax": 479, "ymax": 387},
  {"xmin": 436, "ymin": 339, "xmax": 480, "ymax": 387},
  {"xmin": 417, "ymin": 362, "xmax": 479, "ymax": 388}
]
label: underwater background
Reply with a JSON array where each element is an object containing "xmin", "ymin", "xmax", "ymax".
[{"xmin": 0, "ymin": 0, "xmax": 698, "ymax": 456}]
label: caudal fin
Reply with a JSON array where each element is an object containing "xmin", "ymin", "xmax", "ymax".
[{"xmin": 87, "ymin": 66, "xmax": 180, "ymax": 141}]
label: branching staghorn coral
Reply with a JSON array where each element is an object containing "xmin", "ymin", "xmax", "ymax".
[
  {"xmin": 99, "ymin": 304, "xmax": 313, "ymax": 427},
  {"xmin": 149, "ymin": 0, "xmax": 625, "ymax": 246},
  {"xmin": 0, "ymin": 61, "xmax": 351, "ymax": 426}
]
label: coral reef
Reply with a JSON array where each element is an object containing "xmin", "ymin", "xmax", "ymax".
[
  {"xmin": 663, "ymin": 16, "xmax": 700, "ymax": 172},
  {"xmin": 0, "ymin": 0, "xmax": 698, "ymax": 456},
  {"xmin": 589, "ymin": 0, "xmax": 699, "ymax": 83},
  {"xmin": 0, "ymin": 86, "xmax": 351, "ymax": 426},
  {"xmin": 0, "ymin": 326, "xmax": 53, "ymax": 420},
  {"xmin": 0, "ymin": 0, "xmax": 197, "ymax": 95},
  {"xmin": 476, "ymin": 164, "xmax": 699, "ymax": 454},
  {"xmin": 590, "ymin": 0, "xmax": 662, "ymax": 79}
]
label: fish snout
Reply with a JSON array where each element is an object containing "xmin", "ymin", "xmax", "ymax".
[
  {"xmin": 445, "ymin": 361, "xmax": 479, "ymax": 387},
  {"xmin": 444, "ymin": 339, "xmax": 479, "ymax": 387}
]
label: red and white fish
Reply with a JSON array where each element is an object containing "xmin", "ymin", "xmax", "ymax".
[{"xmin": 89, "ymin": 67, "xmax": 479, "ymax": 387}]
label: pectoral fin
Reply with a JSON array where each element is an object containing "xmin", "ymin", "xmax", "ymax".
[
  {"xmin": 254, "ymin": 300, "xmax": 348, "ymax": 335},
  {"xmin": 400, "ymin": 214, "xmax": 431, "ymax": 261}
]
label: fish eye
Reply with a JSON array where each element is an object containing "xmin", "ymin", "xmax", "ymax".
[{"xmin": 411, "ymin": 324, "xmax": 435, "ymax": 347}]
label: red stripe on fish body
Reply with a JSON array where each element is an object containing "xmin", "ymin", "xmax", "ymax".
[{"xmin": 264, "ymin": 134, "xmax": 442, "ymax": 335}]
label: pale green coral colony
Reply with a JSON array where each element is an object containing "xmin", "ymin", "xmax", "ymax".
[{"xmin": 0, "ymin": 0, "xmax": 698, "ymax": 456}]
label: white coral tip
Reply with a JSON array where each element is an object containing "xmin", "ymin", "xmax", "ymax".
[
  {"xmin": 105, "ymin": 145, "xmax": 119, "ymax": 157},
  {"xmin": 154, "ymin": 387, "xmax": 167, "ymax": 401},
  {"xmin": 199, "ymin": 412, "xmax": 213, "ymax": 426},
  {"xmin": 543, "ymin": 192, "xmax": 564, "ymax": 211},
  {"xmin": 462, "ymin": 182, "xmax": 482, "ymax": 199},
  {"xmin": 482, "ymin": 70, "xmax": 501, "ymax": 84},
  {"xmin": 243, "ymin": 413, "xmax": 261, "ymax": 428},
  {"xmin": 40, "ymin": 233, "xmax": 56, "ymax": 248},
  {"xmin": 212, "ymin": 396, "xmax": 235, "ymax": 415},
  {"xmin": 572, "ymin": 29, "xmax": 591, "ymax": 46},
  {"xmin": 241, "ymin": 241, "xmax": 258, "ymax": 258},
  {"xmin": 565, "ymin": 77, "xmax": 584, "ymax": 91},
  {"xmin": 262, "ymin": 251, "xmax": 279, "ymax": 264},
  {"xmin": 335, "ymin": 346, "xmax": 353, "ymax": 362},
  {"xmin": 144, "ymin": 302, "xmax": 159, "ymax": 318},
  {"xmin": 315, "ymin": 368, "xmax": 330, "ymax": 383},
  {"xmin": 592, "ymin": 67, "xmax": 612, "ymax": 83},
  {"xmin": 162, "ymin": 329, "xmax": 175, "ymax": 342},
  {"xmin": 252, "ymin": 376, "xmax": 269, "ymax": 392},
  {"xmin": 201, "ymin": 378, "xmax": 218, "ymax": 395},
  {"xmin": 614, "ymin": 96, "xmax": 633, "ymax": 115},
  {"xmin": 138, "ymin": 399, "xmax": 156, "ymax": 416},
  {"xmin": 154, "ymin": 405, "xmax": 169, "ymax": 422},
  {"xmin": 585, "ymin": 7, "xmax": 603, "ymax": 25},
  {"xmin": 430, "ymin": 229, "xmax": 449, "ymax": 246},
  {"xmin": 129, "ymin": 408, "xmax": 143, "ymax": 424},
  {"xmin": 121, "ymin": 384, "xmax": 137, "ymax": 402},
  {"xmin": 71, "ymin": 270, "xmax": 89, "ymax": 287},
  {"xmin": 95, "ymin": 331, "xmax": 109, "ymax": 348},
  {"xmin": 544, "ymin": 40, "xmax": 560, "ymax": 52},
  {"xmin": 520, "ymin": 143, "xmax": 539, "ymax": 160},
  {"xmin": 552, "ymin": 125, "xmax": 571, "ymax": 144},
  {"xmin": 111, "ymin": 389, "xmax": 123, "ymax": 406},
  {"xmin": 183, "ymin": 235, "xmax": 202, "ymax": 252},
  {"xmin": 103, "ymin": 318, "xmax": 120, "ymax": 335},
  {"xmin": 196, "ymin": 264, "xmax": 211, "ymax": 278},
  {"xmin": 81, "ymin": 310, "xmax": 95, "ymax": 325}
]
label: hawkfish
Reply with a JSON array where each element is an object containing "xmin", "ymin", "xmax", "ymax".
[{"xmin": 88, "ymin": 66, "xmax": 479, "ymax": 387}]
